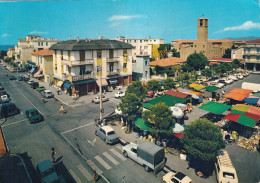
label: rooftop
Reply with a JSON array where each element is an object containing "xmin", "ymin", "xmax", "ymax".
[
  {"xmin": 150, "ymin": 57, "xmax": 186, "ymax": 67},
  {"xmin": 246, "ymin": 39, "xmax": 260, "ymax": 44},
  {"xmin": 31, "ymin": 49, "xmax": 53, "ymax": 56}
]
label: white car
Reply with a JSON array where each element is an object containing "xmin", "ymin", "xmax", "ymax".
[
  {"xmin": 163, "ymin": 171, "xmax": 192, "ymax": 183},
  {"xmin": 115, "ymin": 107, "xmax": 122, "ymax": 115},
  {"xmin": 115, "ymin": 91, "xmax": 125, "ymax": 98},
  {"xmin": 216, "ymin": 83, "xmax": 225, "ymax": 88},
  {"xmin": 228, "ymin": 75, "xmax": 238, "ymax": 81},
  {"xmin": 235, "ymin": 74, "xmax": 243, "ymax": 79},
  {"xmin": 27, "ymin": 80, "xmax": 34, "ymax": 84}
]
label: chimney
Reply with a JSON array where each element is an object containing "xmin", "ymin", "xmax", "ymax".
[
  {"xmin": 99, "ymin": 36, "xmax": 103, "ymax": 40},
  {"xmin": 77, "ymin": 37, "xmax": 79, "ymax": 42},
  {"xmin": 69, "ymin": 35, "xmax": 71, "ymax": 40}
]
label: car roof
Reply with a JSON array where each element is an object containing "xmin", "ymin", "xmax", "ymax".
[
  {"xmin": 37, "ymin": 160, "xmax": 53, "ymax": 172},
  {"xmin": 44, "ymin": 90, "xmax": 51, "ymax": 93},
  {"xmin": 102, "ymin": 126, "xmax": 114, "ymax": 133}
]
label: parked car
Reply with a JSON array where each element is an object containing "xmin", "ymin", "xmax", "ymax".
[
  {"xmin": 25, "ymin": 108, "xmax": 43, "ymax": 123},
  {"xmin": 225, "ymin": 77, "xmax": 233, "ymax": 84},
  {"xmin": 0, "ymin": 103, "xmax": 20, "ymax": 117},
  {"xmin": 0, "ymin": 91, "xmax": 10, "ymax": 98},
  {"xmin": 23, "ymin": 77, "xmax": 30, "ymax": 82},
  {"xmin": 36, "ymin": 86, "xmax": 46, "ymax": 92},
  {"xmin": 30, "ymin": 82, "xmax": 39, "ymax": 89},
  {"xmin": 27, "ymin": 80, "xmax": 34, "ymax": 84},
  {"xmin": 41, "ymin": 90, "xmax": 54, "ymax": 98},
  {"xmin": 243, "ymin": 72, "xmax": 249, "ymax": 77},
  {"xmin": 18, "ymin": 76, "xmax": 23, "ymax": 81},
  {"xmin": 9, "ymin": 75, "xmax": 16, "ymax": 80},
  {"xmin": 146, "ymin": 90, "xmax": 154, "ymax": 98},
  {"xmin": 115, "ymin": 91, "xmax": 125, "ymax": 98},
  {"xmin": 95, "ymin": 125, "xmax": 119, "ymax": 144},
  {"xmin": 1, "ymin": 98, "xmax": 10, "ymax": 104},
  {"xmin": 36, "ymin": 160, "xmax": 59, "ymax": 183},
  {"xmin": 163, "ymin": 170, "xmax": 192, "ymax": 183},
  {"xmin": 0, "ymin": 86, "xmax": 4, "ymax": 91},
  {"xmin": 17, "ymin": 68, "xmax": 26, "ymax": 72},
  {"xmin": 228, "ymin": 75, "xmax": 238, "ymax": 81},
  {"xmin": 9, "ymin": 69, "xmax": 17, "ymax": 73},
  {"xmin": 235, "ymin": 74, "xmax": 243, "ymax": 79},
  {"xmin": 92, "ymin": 95, "xmax": 109, "ymax": 104}
]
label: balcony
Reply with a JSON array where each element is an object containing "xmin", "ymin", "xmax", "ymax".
[
  {"xmin": 107, "ymin": 69, "xmax": 120, "ymax": 76},
  {"xmin": 244, "ymin": 51, "xmax": 260, "ymax": 56},
  {"xmin": 244, "ymin": 59, "xmax": 260, "ymax": 63},
  {"xmin": 62, "ymin": 73, "xmax": 94, "ymax": 82},
  {"xmin": 107, "ymin": 57, "xmax": 120, "ymax": 62},
  {"xmin": 63, "ymin": 59, "xmax": 94, "ymax": 66}
]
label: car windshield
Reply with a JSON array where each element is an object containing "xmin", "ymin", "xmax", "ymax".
[
  {"xmin": 175, "ymin": 172, "xmax": 186, "ymax": 180},
  {"xmin": 107, "ymin": 131, "xmax": 115, "ymax": 136},
  {"xmin": 31, "ymin": 111, "xmax": 39, "ymax": 116}
]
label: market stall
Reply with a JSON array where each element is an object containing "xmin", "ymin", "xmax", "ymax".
[
  {"xmin": 199, "ymin": 101, "xmax": 232, "ymax": 114},
  {"xmin": 204, "ymin": 85, "xmax": 219, "ymax": 99}
]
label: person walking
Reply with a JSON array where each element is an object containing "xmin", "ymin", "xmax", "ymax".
[
  {"xmin": 232, "ymin": 131, "xmax": 238, "ymax": 144},
  {"xmin": 59, "ymin": 104, "xmax": 64, "ymax": 114},
  {"xmin": 51, "ymin": 147, "xmax": 56, "ymax": 163}
]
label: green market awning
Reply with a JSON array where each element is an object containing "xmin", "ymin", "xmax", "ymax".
[
  {"xmin": 205, "ymin": 86, "xmax": 219, "ymax": 92},
  {"xmin": 224, "ymin": 110, "xmax": 259, "ymax": 127},
  {"xmin": 253, "ymin": 92, "xmax": 260, "ymax": 98},
  {"xmin": 134, "ymin": 118, "xmax": 152, "ymax": 131},
  {"xmin": 199, "ymin": 101, "xmax": 231, "ymax": 114}
]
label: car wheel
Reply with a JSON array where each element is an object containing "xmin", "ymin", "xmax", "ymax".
[
  {"xmin": 144, "ymin": 165, "xmax": 150, "ymax": 172},
  {"xmin": 123, "ymin": 151, "xmax": 128, "ymax": 158}
]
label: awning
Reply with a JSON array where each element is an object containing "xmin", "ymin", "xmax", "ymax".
[
  {"xmin": 134, "ymin": 118, "xmax": 151, "ymax": 131},
  {"xmin": 96, "ymin": 79, "xmax": 108, "ymax": 86},
  {"xmin": 57, "ymin": 81, "xmax": 64, "ymax": 87},
  {"xmin": 29, "ymin": 67, "xmax": 37, "ymax": 74},
  {"xmin": 205, "ymin": 86, "xmax": 219, "ymax": 92},
  {"xmin": 210, "ymin": 61, "xmax": 218, "ymax": 64},
  {"xmin": 224, "ymin": 110, "xmax": 260, "ymax": 127},
  {"xmin": 27, "ymin": 61, "xmax": 36, "ymax": 66},
  {"xmin": 108, "ymin": 79, "xmax": 118, "ymax": 85},
  {"xmin": 64, "ymin": 83, "xmax": 71, "ymax": 89},
  {"xmin": 199, "ymin": 101, "xmax": 232, "ymax": 114},
  {"xmin": 223, "ymin": 88, "xmax": 253, "ymax": 101},
  {"xmin": 189, "ymin": 83, "xmax": 206, "ymax": 91},
  {"xmin": 173, "ymin": 132, "xmax": 184, "ymax": 139},
  {"xmin": 34, "ymin": 68, "xmax": 43, "ymax": 77}
]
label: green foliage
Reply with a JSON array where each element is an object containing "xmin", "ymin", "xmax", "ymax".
[
  {"xmin": 223, "ymin": 48, "xmax": 231, "ymax": 58},
  {"xmin": 187, "ymin": 53, "xmax": 208, "ymax": 71},
  {"xmin": 132, "ymin": 72, "xmax": 140, "ymax": 81},
  {"xmin": 146, "ymin": 79, "xmax": 161, "ymax": 91},
  {"xmin": 210, "ymin": 64, "xmax": 221, "ymax": 76},
  {"xmin": 223, "ymin": 63, "xmax": 232, "ymax": 72},
  {"xmin": 180, "ymin": 118, "xmax": 225, "ymax": 162},
  {"xmin": 126, "ymin": 81, "xmax": 147, "ymax": 100},
  {"xmin": 163, "ymin": 78, "xmax": 175, "ymax": 90},
  {"xmin": 158, "ymin": 44, "xmax": 171, "ymax": 59},
  {"xmin": 182, "ymin": 64, "xmax": 193, "ymax": 72},
  {"xmin": 171, "ymin": 48, "xmax": 180, "ymax": 58},
  {"xmin": 155, "ymin": 66, "xmax": 174, "ymax": 76},
  {"xmin": 176, "ymin": 73, "xmax": 190, "ymax": 86},
  {"xmin": 231, "ymin": 59, "xmax": 241, "ymax": 69},
  {"xmin": 0, "ymin": 50, "xmax": 7, "ymax": 59},
  {"xmin": 142, "ymin": 102, "xmax": 175, "ymax": 141},
  {"xmin": 201, "ymin": 68, "xmax": 212, "ymax": 78},
  {"xmin": 188, "ymin": 71, "xmax": 199, "ymax": 82}
]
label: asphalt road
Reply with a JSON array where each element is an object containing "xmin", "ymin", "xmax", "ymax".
[{"xmin": 0, "ymin": 66, "xmax": 163, "ymax": 183}]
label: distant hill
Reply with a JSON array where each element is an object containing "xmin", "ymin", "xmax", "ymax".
[{"xmin": 225, "ymin": 36, "xmax": 260, "ymax": 41}]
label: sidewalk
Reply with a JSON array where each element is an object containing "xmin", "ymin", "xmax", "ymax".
[{"xmin": 108, "ymin": 121, "xmax": 217, "ymax": 183}]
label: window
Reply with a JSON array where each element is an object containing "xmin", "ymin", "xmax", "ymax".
[
  {"xmin": 205, "ymin": 19, "xmax": 208, "ymax": 26},
  {"xmin": 109, "ymin": 63, "xmax": 114, "ymax": 72},
  {"xmin": 145, "ymin": 71, "xmax": 148, "ymax": 77},
  {"xmin": 223, "ymin": 172, "xmax": 235, "ymax": 179},
  {"xmin": 41, "ymin": 42, "xmax": 43, "ymax": 46},
  {"xmin": 38, "ymin": 42, "xmax": 40, "ymax": 46},
  {"xmin": 145, "ymin": 61, "xmax": 148, "ymax": 66},
  {"xmin": 46, "ymin": 42, "xmax": 48, "ymax": 46},
  {"xmin": 144, "ymin": 52, "xmax": 148, "ymax": 55},
  {"xmin": 97, "ymin": 50, "xmax": 102, "ymax": 58},
  {"xmin": 80, "ymin": 65, "xmax": 86, "ymax": 75},
  {"xmin": 123, "ymin": 49, "xmax": 127, "ymax": 55},
  {"xmin": 68, "ymin": 51, "xmax": 71, "ymax": 60},
  {"xmin": 134, "ymin": 40, "xmax": 136, "ymax": 43},
  {"xmin": 144, "ymin": 46, "xmax": 148, "ymax": 49},
  {"xmin": 247, "ymin": 56, "xmax": 250, "ymax": 60},
  {"xmin": 40, "ymin": 57, "xmax": 42, "ymax": 64},
  {"xmin": 131, "ymin": 148, "xmax": 137, "ymax": 153},
  {"xmin": 248, "ymin": 48, "xmax": 250, "ymax": 52},
  {"xmin": 257, "ymin": 56, "xmax": 260, "ymax": 61},
  {"xmin": 109, "ymin": 50, "xmax": 113, "ymax": 58},
  {"xmin": 68, "ymin": 67, "xmax": 71, "ymax": 74},
  {"xmin": 140, "ymin": 40, "xmax": 142, "ymax": 43},
  {"xmin": 140, "ymin": 46, "xmax": 142, "ymax": 50},
  {"xmin": 80, "ymin": 51, "xmax": 85, "ymax": 61},
  {"xmin": 200, "ymin": 19, "xmax": 203, "ymax": 26},
  {"xmin": 123, "ymin": 63, "xmax": 127, "ymax": 68},
  {"xmin": 129, "ymin": 40, "xmax": 131, "ymax": 43}
]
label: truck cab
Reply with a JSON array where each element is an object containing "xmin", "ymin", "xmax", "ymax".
[{"xmin": 36, "ymin": 160, "xmax": 59, "ymax": 183}]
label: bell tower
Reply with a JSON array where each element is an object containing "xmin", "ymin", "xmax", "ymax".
[{"xmin": 197, "ymin": 17, "xmax": 208, "ymax": 43}]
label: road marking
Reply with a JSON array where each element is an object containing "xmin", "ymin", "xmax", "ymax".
[
  {"xmin": 95, "ymin": 155, "xmax": 112, "ymax": 170},
  {"xmin": 87, "ymin": 138, "xmax": 96, "ymax": 147},
  {"xmin": 116, "ymin": 145, "xmax": 122, "ymax": 151},
  {"xmin": 61, "ymin": 122, "xmax": 95, "ymax": 134},
  {"xmin": 87, "ymin": 159, "xmax": 103, "ymax": 175},
  {"xmin": 69, "ymin": 169, "xmax": 82, "ymax": 183},
  {"xmin": 2, "ymin": 119, "xmax": 27, "ymax": 128},
  {"xmin": 110, "ymin": 148, "xmax": 126, "ymax": 161},
  {"xmin": 103, "ymin": 152, "xmax": 119, "ymax": 166},
  {"xmin": 77, "ymin": 164, "xmax": 92, "ymax": 181},
  {"xmin": 9, "ymin": 82, "xmax": 43, "ymax": 115}
]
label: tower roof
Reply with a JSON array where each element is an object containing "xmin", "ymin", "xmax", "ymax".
[{"xmin": 198, "ymin": 17, "xmax": 208, "ymax": 19}]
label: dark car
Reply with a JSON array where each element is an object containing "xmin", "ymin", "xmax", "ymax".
[
  {"xmin": 17, "ymin": 68, "xmax": 26, "ymax": 72},
  {"xmin": 30, "ymin": 82, "xmax": 39, "ymax": 89},
  {"xmin": 9, "ymin": 76, "xmax": 16, "ymax": 80},
  {"xmin": 0, "ymin": 86, "xmax": 4, "ymax": 91},
  {"xmin": 25, "ymin": 108, "xmax": 43, "ymax": 123},
  {"xmin": 23, "ymin": 77, "xmax": 30, "ymax": 82},
  {"xmin": 36, "ymin": 160, "xmax": 59, "ymax": 183},
  {"xmin": 0, "ymin": 91, "xmax": 9, "ymax": 98},
  {"xmin": 1, "ymin": 103, "xmax": 20, "ymax": 117},
  {"xmin": 18, "ymin": 76, "xmax": 23, "ymax": 81},
  {"xmin": 1, "ymin": 98, "xmax": 10, "ymax": 104}
]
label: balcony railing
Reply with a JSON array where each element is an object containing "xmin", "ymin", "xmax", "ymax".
[
  {"xmin": 107, "ymin": 69, "xmax": 120, "ymax": 75},
  {"xmin": 63, "ymin": 59, "xmax": 94, "ymax": 66},
  {"xmin": 62, "ymin": 73, "xmax": 94, "ymax": 82},
  {"xmin": 107, "ymin": 57, "xmax": 120, "ymax": 62},
  {"xmin": 244, "ymin": 51, "xmax": 260, "ymax": 56}
]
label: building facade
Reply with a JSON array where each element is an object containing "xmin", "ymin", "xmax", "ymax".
[
  {"xmin": 50, "ymin": 38, "xmax": 133, "ymax": 96},
  {"xmin": 7, "ymin": 48, "xmax": 15, "ymax": 59},
  {"xmin": 232, "ymin": 47, "xmax": 244, "ymax": 60},
  {"xmin": 14, "ymin": 35, "xmax": 57, "ymax": 66},
  {"xmin": 116, "ymin": 36, "xmax": 165, "ymax": 61},
  {"xmin": 171, "ymin": 17, "xmax": 235, "ymax": 60},
  {"xmin": 132, "ymin": 55, "xmax": 150, "ymax": 82},
  {"xmin": 243, "ymin": 39, "xmax": 260, "ymax": 71}
]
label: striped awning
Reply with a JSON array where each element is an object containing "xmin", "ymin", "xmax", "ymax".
[{"xmin": 34, "ymin": 68, "xmax": 43, "ymax": 77}]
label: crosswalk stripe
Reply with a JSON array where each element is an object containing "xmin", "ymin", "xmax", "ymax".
[
  {"xmin": 77, "ymin": 164, "xmax": 92, "ymax": 181},
  {"xmin": 110, "ymin": 148, "xmax": 126, "ymax": 161},
  {"xmin": 116, "ymin": 145, "xmax": 122, "ymax": 151},
  {"xmin": 69, "ymin": 169, "xmax": 82, "ymax": 183},
  {"xmin": 103, "ymin": 152, "xmax": 119, "ymax": 165},
  {"xmin": 95, "ymin": 155, "xmax": 112, "ymax": 170},
  {"xmin": 87, "ymin": 160, "xmax": 103, "ymax": 175}
]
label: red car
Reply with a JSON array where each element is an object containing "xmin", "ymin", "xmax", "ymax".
[{"xmin": 146, "ymin": 90, "xmax": 154, "ymax": 98}]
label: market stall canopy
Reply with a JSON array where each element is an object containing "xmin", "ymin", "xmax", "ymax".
[
  {"xmin": 175, "ymin": 103, "xmax": 187, "ymax": 110},
  {"xmin": 172, "ymin": 123, "xmax": 184, "ymax": 133},
  {"xmin": 173, "ymin": 132, "xmax": 184, "ymax": 139},
  {"xmin": 199, "ymin": 101, "xmax": 232, "ymax": 114},
  {"xmin": 252, "ymin": 92, "xmax": 260, "ymax": 98},
  {"xmin": 134, "ymin": 118, "xmax": 151, "ymax": 131},
  {"xmin": 223, "ymin": 88, "xmax": 253, "ymax": 101},
  {"xmin": 232, "ymin": 104, "xmax": 260, "ymax": 115},
  {"xmin": 224, "ymin": 110, "xmax": 260, "ymax": 127},
  {"xmin": 189, "ymin": 83, "xmax": 206, "ymax": 91},
  {"xmin": 205, "ymin": 86, "xmax": 219, "ymax": 92},
  {"xmin": 170, "ymin": 107, "xmax": 184, "ymax": 118},
  {"xmin": 34, "ymin": 68, "xmax": 42, "ymax": 77},
  {"xmin": 96, "ymin": 79, "xmax": 108, "ymax": 86},
  {"xmin": 244, "ymin": 96, "xmax": 260, "ymax": 106},
  {"xmin": 165, "ymin": 90, "xmax": 190, "ymax": 99}
]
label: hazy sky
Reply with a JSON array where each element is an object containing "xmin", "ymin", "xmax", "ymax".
[{"xmin": 0, "ymin": 0, "xmax": 260, "ymax": 45}]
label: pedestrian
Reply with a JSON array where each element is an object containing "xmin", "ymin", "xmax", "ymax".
[
  {"xmin": 59, "ymin": 104, "xmax": 64, "ymax": 114},
  {"xmin": 222, "ymin": 90, "xmax": 225, "ymax": 95},
  {"xmin": 57, "ymin": 88, "xmax": 59, "ymax": 95},
  {"xmin": 232, "ymin": 131, "xmax": 238, "ymax": 144},
  {"xmin": 51, "ymin": 147, "xmax": 56, "ymax": 163}
]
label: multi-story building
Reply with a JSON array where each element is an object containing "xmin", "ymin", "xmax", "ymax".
[
  {"xmin": 171, "ymin": 17, "xmax": 235, "ymax": 60},
  {"xmin": 31, "ymin": 49, "xmax": 53, "ymax": 82},
  {"xmin": 14, "ymin": 35, "xmax": 57, "ymax": 66},
  {"xmin": 7, "ymin": 48, "xmax": 15, "ymax": 59},
  {"xmin": 116, "ymin": 36, "xmax": 165, "ymax": 61},
  {"xmin": 132, "ymin": 55, "xmax": 150, "ymax": 82},
  {"xmin": 49, "ymin": 38, "xmax": 133, "ymax": 96},
  {"xmin": 243, "ymin": 39, "xmax": 260, "ymax": 71},
  {"xmin": 231, "ymin": 47, "xmax": 244, "ymax": 60}
]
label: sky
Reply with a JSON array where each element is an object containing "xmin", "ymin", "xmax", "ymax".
[{"xmin": 0, "ymin": 0, "xmax": 260, "ymax": 45}]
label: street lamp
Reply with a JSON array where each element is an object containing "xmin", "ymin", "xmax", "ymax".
[{"xmin": 97, "ymin": 65, "xmax": 103, "ymax": 125}]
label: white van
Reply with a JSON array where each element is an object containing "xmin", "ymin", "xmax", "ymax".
[{"xmin": 215, "ymin": 150, "xmax": 238, "ymax": 183}]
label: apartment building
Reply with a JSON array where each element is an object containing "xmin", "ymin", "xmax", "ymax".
[
  {"xmin": 231, "ymin": 47, "xmax": 244, "ymax": 60},
  {"xmin": 14, "ymin": 35, "xmax": 57, "ymax": 66},
  {"xmin": 7, "ymin": 48, "xmax": 15, "ymax": 58},
  {"xmin": 132, "ymin": 55, "xmax": 150, "ymax": 82},
  {"xmin": 49, "ymin": 38, "xmax": 134, "ymax": 96},
  {"xmin": 243, "ymin": 39, "xmax": 260, "ymax": 71},
  {"xmin": 116, "ymin": 36, "xmax": 165, "ymax": 61}
]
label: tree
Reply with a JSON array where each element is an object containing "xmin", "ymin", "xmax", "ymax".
[
  {"xmin": 180, "ymin": 118, "xmax": 225, "ymax": 174},
  {"xmin": 142, "ymin": 102, "xmax": 175, "ymax": 142},
  {"xmin": 201, "ymin": 68, "xmax": 212, "ymax": 79},
  {"xmin": 0, "ymin": 50, "xmax": 7, "ymax": 59},
  {"xmin": 231, "ymin": 59, "xmax": 241, "ymax": 69},
  {"xmin": 176, "ymin": 73, "xmax": 189, "ymax": 87},
  {"xmin": 163, "ymin": 78, "xmax": 175, "ymax": 90},
  {"xmin": 171, "ymin": 48, "xmax": 180, "ymax": 58},
  {"xmin": 188, "ymin": 71, "xmax": 198, "ymax": 82},
  {"xmin": 210, "ymin": 64, "xmax": 221, "ymax": 77},
  {"xmin": 119, "ymin": 93, "xmax": 143, "ymax": 132},
  {"xmin": 146, "ymin": 79, "xmax": 161, "ymax": 91},
  {"xmin": 187, "ymin": 53, "xmax": 208, "ymax": 71},
  {"xmin": 223, "ymin": 48, "xmax": 231, "ymax": 58},
  {"xmin": 158, "ymin": 44, "xmax": 171, "ymax": 59},
  {"xmin": 181, "ymin": 64, "xmax": 193, "ymax": 72},
  {"xmin": 126, "ymin": 81, "xmax": 147, "ymax": 100}
]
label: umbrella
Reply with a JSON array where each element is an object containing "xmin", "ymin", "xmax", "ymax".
[
  {"xmin": 172, "ymin": 123, "xmax": 185, "ymax": 133},
  {"xmin": 244, "ymin": 96, "xmax": 260, "ymax": 106},
  {"xmin": 175, "ymin": 103, "xmax": 187, "ymax": 110},
  {"xmin": 224, "ymin": 110, "xmax": 260, "ymax": 127},
  {"xmin": 170, "ymin": 106, "xmax": 184, "ymax": 118}
]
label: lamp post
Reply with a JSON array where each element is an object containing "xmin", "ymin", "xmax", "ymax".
[{"xmin": 97, "ymin": 65, "xmax": 103, "ymax": 125}]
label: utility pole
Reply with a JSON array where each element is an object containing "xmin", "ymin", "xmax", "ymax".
[
  {"xmin": 98, "ymin": 65, "xmax": 103, "ymax": 125},
  {"xmin": 49, "ymin": 66, "xmax": 52, "ymax": 86}
]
